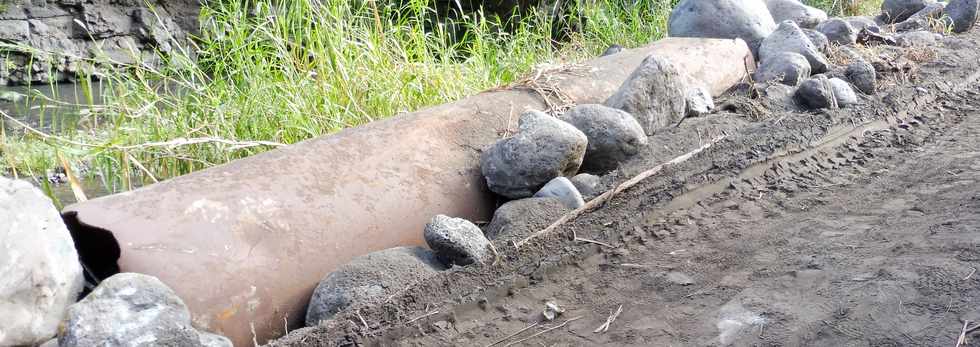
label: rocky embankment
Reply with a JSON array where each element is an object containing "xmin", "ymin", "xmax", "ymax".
[
  {"xmin": 0, "ymin": 0, "xmax": 199, "ymax": 85},
  {"xmin": 1, "ymin": 0, "xmax": 978, "ymax": 345},
  {"xmin": 278, "ymin": 0, "xmax": 980, "ymax": 345}
]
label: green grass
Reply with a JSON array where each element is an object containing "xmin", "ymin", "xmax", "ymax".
[
  {"xmin": 1, "ymin": 0, "xmax": 878, "ymax": 198},
  {"xmin": 805, "ymin": 0, "xmax": 884, "ymax": 17},
  {"xmin": 1, "ymin": 0, "xmax": 672, "ymax": 192}
]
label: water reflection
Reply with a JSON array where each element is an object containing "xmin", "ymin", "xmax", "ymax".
[{"xmin": 1, "ymin": 81, "xmax": 113, "ymax": 206}]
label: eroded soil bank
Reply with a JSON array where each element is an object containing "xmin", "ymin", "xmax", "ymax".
[{"xmin": 272, "ymin": 27, "xmax": 980, "ymax": 346}]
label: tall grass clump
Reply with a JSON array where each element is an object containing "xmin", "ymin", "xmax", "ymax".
[
  {"xmin": 806, "ymin": 0, "xmax": 884, "ymax": 16},
  {"xmin": 2, "ymin": 0, "xmax": 672, "ymax": 193},
  {"xmin": 2, "ymin": 0, "xmax": 881, "ymax": 197}
]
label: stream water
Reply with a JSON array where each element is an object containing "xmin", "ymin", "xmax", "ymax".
[{"xmin": 1, "ymin": 82, "xmax": 113, "ymax": 205}]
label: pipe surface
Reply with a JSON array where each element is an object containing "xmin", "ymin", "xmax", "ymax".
[{"xmin": 63, "ymin": 38, "xmax": 753, "ymax": 345}]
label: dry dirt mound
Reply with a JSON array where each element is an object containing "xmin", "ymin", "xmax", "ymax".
[{"xmin": 271, "ymin": 27, "xmax": 980, "ymax": 347}]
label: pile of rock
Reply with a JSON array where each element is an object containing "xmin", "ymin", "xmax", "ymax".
[
  {"xmin": 61, "ymin": 273, "xmax": 231, "ymax": 347},
  {"xmin": 304, "ymin": 49, "xmax": 714, "ymax": 327},
  {"xmin": 669, "ymin": 0, "xmax": 978, "ymax": 111},
  {"xmin": 0, "ymin": 176, "xmax": 233, "ymax": 346},
  {"xmin": 302, "ymin": 0, "xmax": 980, "ymax": 325}
]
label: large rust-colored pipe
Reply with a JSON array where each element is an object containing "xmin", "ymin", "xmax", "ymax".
[{"xmin": 63, "ymin": 38, "xmax": 752, "ymax": 345}]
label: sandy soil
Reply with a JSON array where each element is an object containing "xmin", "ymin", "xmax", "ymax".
[{"xmin": 271, "ymin": 27, "xmax": 980, "ymax": 347}]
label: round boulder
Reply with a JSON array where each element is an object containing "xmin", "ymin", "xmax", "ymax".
[
  {"xmin": 667, "ymin": 0, "xmax": 777, "ymax": 56},
  {"xmin": 755, "ymin": 51, "xmax": 812, "ymax": 86},
  {"xmin": 685, "ymin": 86, "xmax": 716, "ymax": 117},
  {"xmin": 828, "ymin": 78, "xmax": 859, "ymax": 107},
  {"xmin": 895, "ymin": 2, "xmax": 946, "ymax": 31},
  {"xmin": 570, "ymin": 173, "xmax": 602, "ymax": 198},
  {"xmin": 306, "ymin": 247, "xmax": 444, "ymax": 325},
  {"xmin": 561, "ymin": 104, "xmax": 647, "ymax": 172},
  {"xmin": 0, "ymin": 177, "xmax": 84, "ymax": 346},
  {"xmin": 61, "ymin": 273, "xmax": 231, "ymax": 347},
  {"xmin": 764, "ymin": 0, "xmax": 828, "ymax": 28},
  {"xmin": 816, "ymin": 18, "xmax": 858, "ymax": 45},
  {"xmin": 794, "ymin": 75, "xmax": 839, "ymax": 110},
  {"xmin": 845, "ymin": 59, "xmax": 877, "ymax": 95},
  {"xmin": 844, "ymin": 16, "xmax": 882, "ymax": 33},
  {"xmin": 759, "ymin": 83, "xmax": 800, "ymax": 111},
  {"xmin": 882, "ymin": 0, "xmax": 929, "ymax": 23},
  {"xmin": 424, "ymin": 215, "xmax": 492, "ymax": 267},
  {"xmin": 605, "ymin": 54, "xmax": 687, "ymax": 136},
  {"xmin": 895, "ymin": 30, "xmax": 942, "ymax": 47},
  {"xmin": 484, "ymin": 198, "xmax": 570, "ymax": 240},
  {"xmin": 945, "ymin": 0, "xmax": 979, "ymax": 33},
  {"xmin": 481, "ymin": 110, "xmax": 588, "ymax": 199},
  {"xmin": 533, "ymin": 177, "xmax": 586, "ymax": 209},
  {"xmin": 802, "ymin": 28, "xmax": 831, "ymax": 55},
  {"xmin": 760, "ymin": 20, "xmax": 831, "ymax": 74}
]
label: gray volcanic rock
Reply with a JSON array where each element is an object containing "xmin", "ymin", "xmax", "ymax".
[
  {"xmin": 895, "ymin": 2, "xmax": 946, "ymax": 31},
  {"xmin": 424, "ymin": 215, "xmax": 492, "ymax": 267},
  {"xmin": 533, "ymin": 177, "xmax": 586, "ymax": 209},
  {"xmin": 844, "ymin": 16, "xmax": 883, "ymax": 33},
  {"xmin": 765, "ymin": 0, "xmax": 828, "ymax": 28},
  {"xmin": 306, "ymin": 247, "xmax": 444, "ymax": 325},
  {"xmin": 816, "ymin": 18, "xmax": 858, "ymax": 45},
  {"xmin": 685, "ymin": 86, "xmax": 715, "ymax": 117},
  {"xmin": 755, "ymin": 51, "xmax": 812, "ymax": 86},
  {"xmin": 484, "ymin": 198, "xmax": 569, "ymax": 240},
  {"xmin": 795, "ymin": 75, "xmax": 839, "ymax": 110},
  {"xmin": 760, "ymin": 20, "xmax": 830, "ymax": 73},
  {"xmin": 803, "ymin": 28, "xmax": 831, "ymax": 54},
  {"xmin": 895, "ymin": 30, "xmax": 943, "ymax": 46},
  {"xmin": 481, "ymin": 110, "xmax": 588, "ymax": 199},
  {"xmin": 61, "ymin": 273, "xmax": 231, "ymax": 347},
  {"xmin": 0, "ymin": 177, "xmax": 84, "ymax": 346},
  {"xmin": 946, "ymin": 0, "xmax": 979, "ymax": 33},
  {"xmin": 845, "ymin": 60, "xmax": 877, "ymax": 95},
  {"xmin": 759, "ymin": 83, "xmax": 800, "ymax": 111},
  {"xmin": 605, "ymin": 54, "xmax": 687, "ymax": 135},
  {"xmin": 881, "ymin": 0, "xmax": 930, "ymax": 23},
  {"xmin": 561, "ymin": 104, "xmax": 647, "ymax": 172},
  {"xmin": 668, "ymin": 0, "xmax": 777, "ymax": 56},
  {"xmin": 570, "ymin": 173, "xmax": 602, "ymax": 198},
  {"xmin": 829, "ymin": 78, "xmax": 859, "ymax": 106}
]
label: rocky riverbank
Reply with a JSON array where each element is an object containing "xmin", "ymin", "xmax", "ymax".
[{"xmin": 0, "ymin": 0, "xmax": 199, "ymax": 85}]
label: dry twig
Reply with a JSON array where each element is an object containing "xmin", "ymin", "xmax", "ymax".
[
  {"xmin": 957, "ymin": 320, "xmax": 971, "ymax": 347},
  {"xmin": 405, "ymin": 310, "xmax": 439, "ymax": 324},
  {"xmin": 594, "ymin": 305, "xmax": 623, "ymax": 333},
  {"xmin": 355, "ymin": 310, "xmax": 370, "ymax": 330},
  {"xmin": 486, "ymin": 322, "xmax": 540, "ymax": 347},
  {"xmin": 1, "ymin": 109, "xmax": 284, "ymax": 151},
  {"xmin": 503, "ymin": 316, "xmax": 583, "ymax": 347},
  {"xmin": 515, "ymin": 136, "xmax": 726, "ymax": 248},
  {"xmin": 575, "ymin": 237, "xmax": 614, "ymax": 248},
  {"xmin": 488, "ymin": 241, "xmax": 501, "ymax": 266}
]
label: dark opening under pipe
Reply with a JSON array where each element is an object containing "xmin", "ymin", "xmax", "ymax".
[{"xmin": 63, "ymin": 38, "xmax": 753, "ymax": 345}]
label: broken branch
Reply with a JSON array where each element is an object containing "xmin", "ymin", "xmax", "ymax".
[
  {"xmin": 503, "ymin": 316, "xmax": 583, "ymax": 347},
  {"xmin": 594, "ymin": 305, "xmax": 623, "ymax": 333},
  {"xmin": 515, "ymin": 136, "xmax": 726, "ymax": 248}
]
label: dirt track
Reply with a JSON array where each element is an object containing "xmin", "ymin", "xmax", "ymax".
[{"xmin": 272, "ymin": 28, "xmax": 980, "ymax": 347}]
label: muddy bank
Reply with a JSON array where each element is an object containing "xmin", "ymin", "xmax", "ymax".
[
  {"xmin": 0, "ymin": 0, "xmax": 199, "ymax": 85},
  {"xmin": 269, "ymin": 26, "xmax": 980, "ymax": 347}
]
